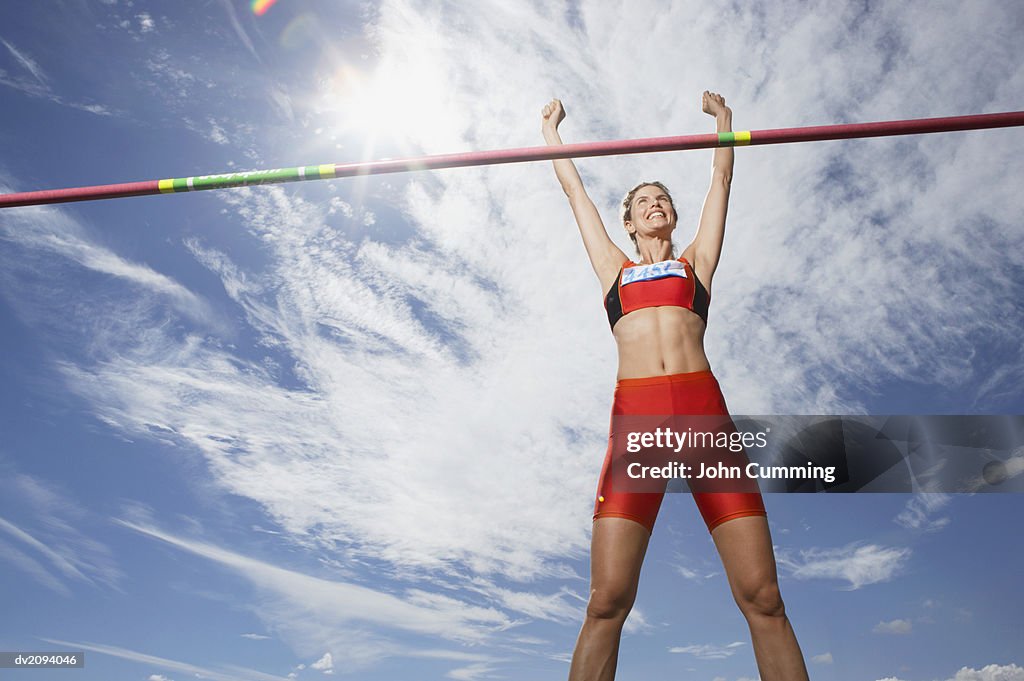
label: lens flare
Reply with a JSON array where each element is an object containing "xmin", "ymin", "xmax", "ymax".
[{"xmin": 252, "ymin": 0, "xmax": 278, "ymax": 17}]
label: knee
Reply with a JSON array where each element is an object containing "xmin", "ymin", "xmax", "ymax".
[
  {"xmin": 585, "ymin": 586, "xmax": 635, "ymax": 622},
  {"xmin": 733, "ymin": 579, "xmax": 786, "ymax": 621}
]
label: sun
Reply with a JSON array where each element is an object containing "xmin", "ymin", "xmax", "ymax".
[{"xmin": 315, "ymin": 56, "xmax": 449, "ymax": 158}]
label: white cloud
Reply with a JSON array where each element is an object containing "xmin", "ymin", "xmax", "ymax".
[
  {"xmin": 310, "ymin": 652, "xmax": 333, "ymax": 672},
  {"xmin": 776, "ymin": 542, "xmax": 911, "ymax": 590},
  {"xmin": 137, "ymin": 13, "xmax": 155, "ymax": 33},
  {"xmin": 44, "ymin": 233, "xmax": 204, "ymax": 312},
  {"xmin": 116, "ymin": 520, "xmax": 515, "ymax": 665},
  {"xmin": 0, "ymin": 518, "xmax": 91, "ymax": 586},
  {"xmin": 326, "ymin": 197, "xmax": 353, "ymax": 217},
  {"xmin": 947, "ymin": 664, "xmax": 1024, "ymax": 681},
  {"xmin": 48, "ymin": 184, "xmax": 602, "ymax": 586},
  {"xmin": 1, "ymin": 38, "xmax": 48, "ymax": 84},
  {"xmin": 206, "ymin": 117, "xmax": 230, "ymax": 144},
  {"xmin": 812, "ymin": 651, "xmax": 833, "ymax": 664},
  {"xmin": 877, "ymin": 664, "xmax": 1024, "ymax": 681},
  {"xmin": 895, "ymin": 493, "xmax": 952, "ymax": 531},
  {"xmin": 0, "ymin": 536, "xmax": 72, "ymax": 596},
  {"xmin": 217, "ymin": 0, "xmax": 260, "ymax": 60},
  {"xmin": 0, "ymin": 202, "xmax": 219, "ymax": 335},
  {"xmin": 42, "ymin": 638, "xmax": 289, "ymax": 681},
  {"xmin": 446, "ymin": 662, "xmax": 497, "ymax": 681},
  {"xmin": 671, "ymin": 558, "xmax": 719, "ymax": 582},
  {"xmin": 0, "ymin": 47, "xmax": 114, "ymax": 114},
  {"xmin": 143, "ymin": 48, "xmax": 213, "ymax": 103},
  {"xmin": 872, "ymin": 618, "xmax": 913, "ymax": 634},
  {"xmin": 674, "ymin": 565, "xmax": 701, "ymax": 580},
  {"xmin": 668, "ymin": 641, "xmax": 745, "ymax": 660},
  {"xmin": 0, "ymin": 473, "xmax": 122, "ymax": 595},
  {"xmin": 468, "ymin": 581, "xmax": 581, "ymax": 624},
  {"xmin": 622, "ymin": 607, "xmax": 653, "ymax": 636}
]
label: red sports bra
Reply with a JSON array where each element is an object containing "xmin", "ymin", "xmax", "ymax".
[{"xmin": 604, "ymin": 256, "xmax": 710, "ymax": 330}]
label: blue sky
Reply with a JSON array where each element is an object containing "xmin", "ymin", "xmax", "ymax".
[{"xmin": 1, "ymin": 1, "xmax": 1023, "ymax": 680}]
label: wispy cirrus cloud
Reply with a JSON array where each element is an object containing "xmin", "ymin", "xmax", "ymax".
[
  {"xmin": 0, "ymin": 38, "xmax": 113, "ymax": 114},
  {"xmin": 894, "ymin": 493, "xmax": 952, "ymax": 531},
  {"xmin": 1, "ymin": 38, "xmax": 48, "ymax": 84},
  {"xmin": 0, "ymin": 198, "xmax": 220, "ymax": 339},
  {"xmin": 668, "ymin": 641, "xmax": 746, "ymax": 660},
  {"xmin": 468, "ymin": 580, "xmax": 582, "ymax": 624},
  {"xmin": 0, "ymin": 518, "xmax": 91, "ymax": 593},
  {"xmin": 41, "ymin": 638, "xmax": 290, "ymax": 681},
  {"xmin": 0, "ymin": 472, "xmax": 122, "ymax": 596},
  {"xmin": 115, "ymin": 519, "xmax": 514, "ymax": 667},
  {"xmin": 445, "ymin": 662, "xmax": 498, "ymax": 681},
  {"xmin": 217, "ymin": 0, "xmax": 260, "ymax": 60},
  {"xmin": 776, "ymin": 542, "xmax": 911, "ymax": 590}
]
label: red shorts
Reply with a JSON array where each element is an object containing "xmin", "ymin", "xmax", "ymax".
[{"xmin": 593, "ymin": 370, "xmax": 767, "ymax": 533}]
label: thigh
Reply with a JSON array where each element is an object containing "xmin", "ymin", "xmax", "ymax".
[
  {"xmin": 590, "ymin": 518, "xmax": 651, "ymax": 599},
  {"xmin": 710, "ymin": 515, "xmax": 778, "ymax": 598}
]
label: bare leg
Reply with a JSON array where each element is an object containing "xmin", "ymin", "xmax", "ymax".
[
  {"xmin": 711, "ymin": 515, "xmax": 810, "ymax": 681},
  {"xmin": 567, "ymin": 518, "xmax": 651, "ymax": 681}
]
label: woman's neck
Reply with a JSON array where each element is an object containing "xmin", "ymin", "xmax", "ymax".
[{"xmin": 636, "ymin": 239, "xmax": 674, "ymax": 265}]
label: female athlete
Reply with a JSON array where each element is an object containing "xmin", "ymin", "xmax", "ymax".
[{"xmin": 541, "ymin": 92, "xmax": 811, "ymax": 681}]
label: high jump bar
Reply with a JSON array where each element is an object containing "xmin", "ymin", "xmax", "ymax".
[{"xmin": 2, "ymin": 110, "xmax": 1023, "ymax": 209}]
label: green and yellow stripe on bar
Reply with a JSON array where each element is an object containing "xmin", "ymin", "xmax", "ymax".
[
  {"xmin": 717, "ymin": 131, "xmax": 752, "ymax": 146},
  {"xmin": 158, "ymin": 164, "xmax": 337, "ymax": 194}
]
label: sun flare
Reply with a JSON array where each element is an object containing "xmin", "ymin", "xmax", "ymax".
[{"xmin": 316, "ymin": 56, "xmax": 448, "ymax": 157}]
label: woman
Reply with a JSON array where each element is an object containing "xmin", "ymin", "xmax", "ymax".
[{"xmin": 541, "ymin": 93, "xmax": 810, "ymax": 681}]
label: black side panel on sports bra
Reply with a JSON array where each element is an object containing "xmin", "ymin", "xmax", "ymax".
[
  {"xmin": 604, "ymin": 269, "xmax": 624, "ymax": 329},
  {"xmin": 692, "ymin": 275, "xmax": 710, "ymax": 324}
]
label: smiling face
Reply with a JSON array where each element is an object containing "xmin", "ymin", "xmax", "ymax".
[{"xmin": 621, "ymin": 182, "xmax": 676, "ymax": 249}]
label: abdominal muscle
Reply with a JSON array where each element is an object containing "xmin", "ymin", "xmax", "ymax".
[{"xmin": 613, "ymin": 306, "xmax": 712, "ymax": 379}]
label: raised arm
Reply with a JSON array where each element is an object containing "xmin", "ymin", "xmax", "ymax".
[
  {"xmin": 687, "ymin": 91, "xmax": 734, "ymax": 291},
  {"xmin": 541, "ymin": 99, "xmax": 628, "ymax": 286}
]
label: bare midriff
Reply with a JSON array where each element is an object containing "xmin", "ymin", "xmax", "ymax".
[{"xmin": 613, "ymin": 306, "xmax": 711, "ymax": 380}]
